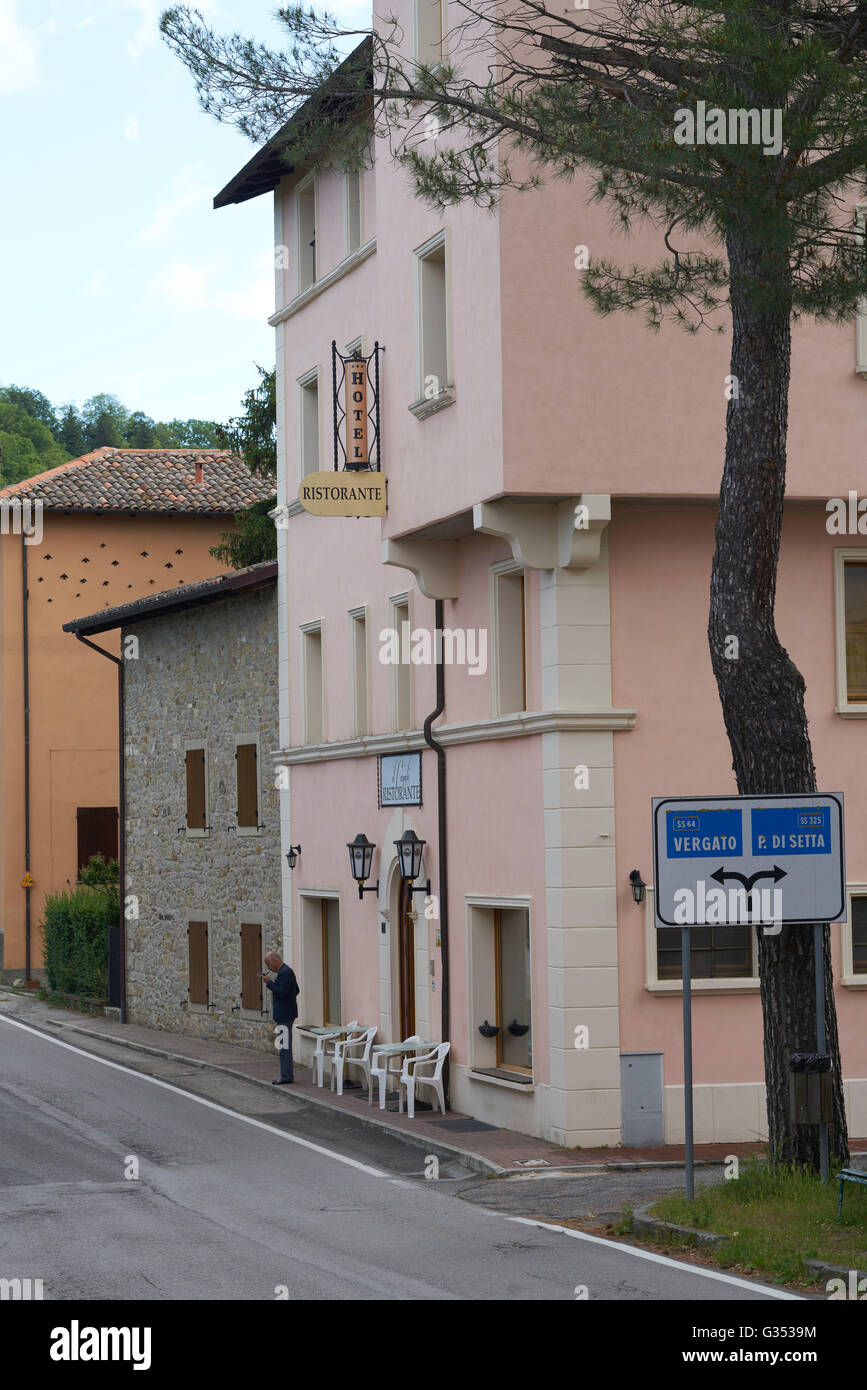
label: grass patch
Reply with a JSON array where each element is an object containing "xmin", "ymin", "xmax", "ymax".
[{"xmin": 649, "ymin": 1158, "xmax": 867, "ymax": 1286}]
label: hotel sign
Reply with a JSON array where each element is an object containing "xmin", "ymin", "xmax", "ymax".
[
  {"xmin": 345, "ymin": 357, "xmax": 369, "ymax": 468},
  {"xmin": 298, "ymin": 471, "xmax": 386, "ymax": 517}
]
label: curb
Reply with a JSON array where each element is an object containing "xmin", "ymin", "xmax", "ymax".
[
  {"xmin": 632, "ymin": 1201, "xmax": 728, "ymax": 1247},
  {"xmin": 804, "ymin": 1257, "xmax": 867, "ymax": 1284}
]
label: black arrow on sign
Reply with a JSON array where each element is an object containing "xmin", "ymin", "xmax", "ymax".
[{"xmin": 710, "ymin": 865, "xmax": 788, "ymax": 892}]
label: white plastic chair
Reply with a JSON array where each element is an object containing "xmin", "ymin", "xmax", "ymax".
[
  {"xmin": 313, "ymin": 1021, "xmax": 358, "ymax": 1088},
  {"xmin": 368, "ymin": 1035, "xmax": 421, "ymax": 1110},
  {"xmin": 398, "ymin": 1041, "xmax": 450, "ymax": 1119},
  {"xmin": 329, "ymin": 1026, "xmax": 377, "ymax": 1096}
]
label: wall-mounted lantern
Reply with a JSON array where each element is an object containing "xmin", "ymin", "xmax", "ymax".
[
  {"xmin": 394, "ymin": 829, "xmax": 430, "ymax": 899},
  {"xmin": 286, "ymin": 845, "xmax": 301, "ymax": 870},
  {"xmin": 347, "ymin": 833, "xmax": 378, "ymax": 899},
  {"xmin": 629, "ymin": 869, "xmax": 646, "ymax": 904}
]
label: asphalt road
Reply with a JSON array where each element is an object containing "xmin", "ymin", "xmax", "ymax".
[{"xmin": 0, "ymin": 1011, "xmax": 796, "ymax": 1301}]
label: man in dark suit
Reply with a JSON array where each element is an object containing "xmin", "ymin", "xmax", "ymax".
[{"xmin": 262, "ymin": 951, "xmax": 299, "ymax": 1085}]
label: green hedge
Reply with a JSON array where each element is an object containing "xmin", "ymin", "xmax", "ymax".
[{"xmin": 40, "ymin": 885, "xmax": 117, "ymax": 999}]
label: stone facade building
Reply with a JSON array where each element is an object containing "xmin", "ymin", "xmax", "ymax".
[{"xmin": 68, "ymin": 562, "xmax": 280, "ymax": 1051}]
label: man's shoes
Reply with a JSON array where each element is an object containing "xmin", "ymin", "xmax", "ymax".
[{"xmin": 272, "ymin": 1078, "xmax": 294, "ymax": 1085}]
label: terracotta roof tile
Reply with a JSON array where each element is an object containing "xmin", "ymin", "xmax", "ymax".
[{"xmin": 0, "ymin": 447, "xmax": 274, "ymax": 514}]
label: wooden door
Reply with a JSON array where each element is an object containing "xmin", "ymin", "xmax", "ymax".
[{"xmin": 398, "ymin": 879, "xmax": 415, "ymax": 1039}]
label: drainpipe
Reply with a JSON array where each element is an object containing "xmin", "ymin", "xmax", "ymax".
[
  {"xmin": 21, "ymin": 534, "xmax": 31, "ymax": 980},
  {"xmin": 423, "ymin": 598, "xmax": 449, "ymax": 1103},
  {"xmin": 73, "ymin": 632, "xmax": 126, "ymax": 1022}
]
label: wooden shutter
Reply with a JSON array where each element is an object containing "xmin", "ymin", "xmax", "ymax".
[
  {"xmin": 188, "ymin": 922, "xmax": 209, "ymax": 1005},
  {"xmin": 76, "ymin": 807, "xmax": 119, "ymax": 875},
  {"xmin": 236, "ymin": 744, "xmax": 258, "ymax": 828},
  {"xmin": 240, "ymin": 923, "xmax": 263, "ymax": 1011},
  {"xmin": 185, "ymin": 749, "xmax": 206, "ymax": 829}
]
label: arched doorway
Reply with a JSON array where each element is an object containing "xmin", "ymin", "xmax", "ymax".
[{"xmin": 397, "ymin": 878, "xmax": 415, "ymax": 1039}]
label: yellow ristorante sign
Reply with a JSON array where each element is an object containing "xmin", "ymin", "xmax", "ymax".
[{"xmin": 298, "ymin": 471, "xmax": 386, "ymax": 517}]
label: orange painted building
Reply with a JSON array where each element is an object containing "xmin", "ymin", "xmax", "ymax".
[{"xmin": 0, "ymin": 448, "xmax": 274, "ymax": 977}]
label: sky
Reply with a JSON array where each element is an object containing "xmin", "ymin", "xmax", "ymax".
[{"xmin": 0, "ymin": 0, "xmax": 370, "ymax": 427}]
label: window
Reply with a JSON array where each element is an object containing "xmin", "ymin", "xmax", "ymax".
[
  {"xmin": 842, "ymin": 888, "xmax": 867, "ymax": 983},
  {"xmin": 185, "ymin": 746, "xmax": 208, "ymax": 835},
  {"xmin": 298, "ymin": 370, "xmax": 319, "ymax": 481},
  {"xmin": 416, "ymin": 234, "xmax": 449, "ymax": 402},
  {"xmin": 468, "ymin": 900, "xmax": 533, "ymax": 1081},
  {"xmin": 350, "ymin": 607, "xmax": 369, "ymax": 737},
  {"xmin": 297, "ymin": 176, "xmax": 316, "ymax": 292},
  {"xmin": 346, "ymin": 169, "xmax": 362, "ymax": 255},
  {"xmin": 302, "ymin": 623, "xmax": 324, "ymax": 743},
  {"xmin": 389, "ymin": 595, "xmax": 411, "ymax": 731},
  {"xmin": 414, "ymin": 0, "xmax": 444, "ymax": 65},
  {"xmin": 492, "ymin": 562, "xmax": 527, "ymax": 715},
  {"xmin": 188, "ymin": 920, "xmax": 210, "ymax": 1009},
  {"xmin": 852, "ymin": 897, "xmax": 867, "ymax": 974},
  {"xmin": 240, "ymin": 922, "xmax": 265, "ymax": 1014},
  {"xmin": 835, "ymin": 553, "xmax": 867, "ymax": 709},
  {"xmin": 235, "ymin": 739, "xmax": 260, "ymax": 834},
  {"xmin": 300, "ymin": 894, "xmax": 342, "ymax": 1025},
  {"xmin": 76, "ymin": 806, "xmax": 118, "ymax": 876},
  {"xmin": 656, "ymin": 925, "xmax": 753, "ymax": 981}
]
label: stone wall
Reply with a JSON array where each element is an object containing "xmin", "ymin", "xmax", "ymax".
[{"xmin": 123, "ymin": 583, "xmax": 281, "ymax": 1053}]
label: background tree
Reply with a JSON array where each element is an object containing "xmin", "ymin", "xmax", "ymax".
[
  {"xmin": 162, "ymin": 0, "xmax": 867, "ymax": 1170},
  {"xmin": 57, "ymin": 405, "xmax": 86, "ymax": 457},
  {"xmin": 210, "ymin": 365, "xmax": 277, "ymax": 568}
]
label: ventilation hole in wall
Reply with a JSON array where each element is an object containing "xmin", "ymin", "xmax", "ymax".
[
  {"xmin": 164, "ymin": 562, "xmax": 173, "ymax": 568},
  {"xmin": 140, "ymin": 551, "xmax": 149, "ymax": 557},
  {"xmin": 43, "ymin": 553, "xmax": 52, "ymax": 560},
  {"xmin": 175, "ymin": 548, "xmax": 183, "ymax": 554},
  {"xmin": 81, "ymin": 557, "xmax": 90, "ymax": 563},
  {"xmin": 111, "ymin": 560, "xmax": 119, "ymax": 566},
  {"xmin": 37, "ymin": 576, "xmax": 43, "ymax": 582},
  {"xmin": 59, "ymin": 574, "xmax": 68, "ymax": 580},
  {"xmin": 102, "ymin": 581, "xmax": 109, "ymax": 586}
]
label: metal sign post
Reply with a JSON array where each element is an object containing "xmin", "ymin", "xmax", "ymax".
[
  {"xmin": 682, "ymin": 925, "xmax": 694, "ymax": 1201},
  {"xmin": 651, "ymin": 793, "xmax": 845, "ymax": 1201}
]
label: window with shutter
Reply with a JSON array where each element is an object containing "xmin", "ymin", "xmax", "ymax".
[
  {"xmin": 76, "ymin": 806, "xmax": 119, "ymax": 875},
  {"xmin": 185, "ymin": 748, "xmax": 207, "ymax": 830},
  {"xmin": 188, "ymin": 921, "xmax": 209, "ymax": 1005},
  {"xmin": 236, "ymin": 743, "xmax": 259, "ymax": 829},
  {"xmin": 240, "ymin": 922, "xmax": 264, "ymax": 1011}
]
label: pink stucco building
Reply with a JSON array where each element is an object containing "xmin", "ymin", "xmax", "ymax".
[{"xmin": 216, "ymin": 20, "xmax": 867, "ymax": 1147}]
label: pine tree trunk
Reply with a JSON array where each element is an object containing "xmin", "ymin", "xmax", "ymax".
[{"xmin": 708, "ymin": 231, "xmax": 848, "ymax": 1169}]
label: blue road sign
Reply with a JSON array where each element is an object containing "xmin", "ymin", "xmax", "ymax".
[{"xmin": 651, "ymin": 793, "xmax": 845, "ymax": 928}]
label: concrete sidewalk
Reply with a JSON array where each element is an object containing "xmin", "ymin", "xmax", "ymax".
[{"xmin": 6, "ymin": 990, "xmax": 864, "ymax": 1176}]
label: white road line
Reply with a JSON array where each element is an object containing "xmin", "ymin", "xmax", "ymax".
[
  {"xmin": 507, "ymin": 1217, "xmax": 803, "ymax": 1299},
  {"xmin": 0, "ymin": 1013, "xmax": 387, "ymax": 1179}
]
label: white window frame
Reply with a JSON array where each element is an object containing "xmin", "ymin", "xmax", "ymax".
[
  {"xmin": 411, "ymin": 230, "xmax": 455, "ymax": 418},
  {"xmin": 234, "ymin": 733, "xmax": 262, "ymax": 838},
  {"xmin": 643, "ymin": 886, "xmax": 760, "ymax": 995},
  {"xmin": 300, "ymin": 620, "xmax": 326, "ymax": 745},
  {"xmin": 297, "ymin": 366, "xmax": 320, "ymax": 484},
  {"xmin": 299, "ymin": 890, "xmax": 343, "ymax": 1027},
  {"xmin": 856, "ymin": 203, "xmax": 867, "ymax": 377},
  {"xmin": 842, "ymin": 885, "xmax": 867, "ymax": 987},
  {"xmin": 295, "ymin": 171, "xmax": 317, "ymax": 295},
  {"xmin": 238, "ymin": 915, "xmax": 267, "ymax": 1020},
  {"xmin": 489, "ymin": 558, "xmax": 527, "ymax": 717},
  {"xmin": 183, "ymin": 739, "xmax": 210, "ymax": 840},
  {"xmin": 349, "ymin": 605, "xmax": 370, "ymax": 738},
  {"xmin": 388, "ymin": 592, "xmax": 413, "ymax": 733},
  {"xmin": 186, "ymin": 912, "xmax": 214, "ymax": 1015},
  {"xmin": 412, "ymin": 0, "xmax": 446, "ymax": 66},
  {"xmin": 833, "ymin": 547, "xmax": 867, "ymax": 715},
  {"xmin": 345, "ymin": 167, "xmax": 363, "ymax": 258},
  {"xmin": 466, "ymin": 895, "xmax": 534, "ymax": 1085}
]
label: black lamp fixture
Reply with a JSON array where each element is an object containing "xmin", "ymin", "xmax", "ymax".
[
  {"xmin": 285, "ymin": 845, "xmax": 301, "ymax": 870},
  {"xmin": 629, "ymin": 869, "xmax": 646, "ymax": 904},
  {"xmin": 347, "ymin": 833, "xmax": 378, "ymax": 899},
  {"xmin": 394, "ymin": 829, "xmax": 430, "ymax": 898}
]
